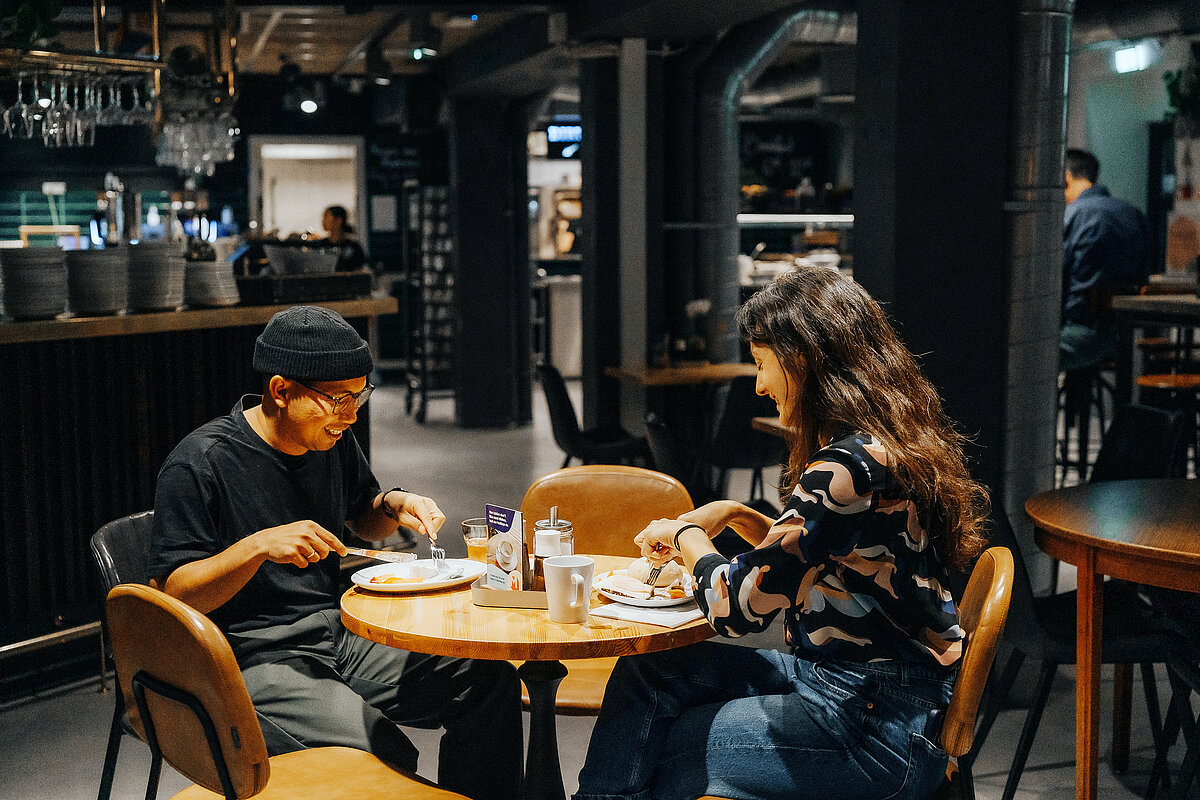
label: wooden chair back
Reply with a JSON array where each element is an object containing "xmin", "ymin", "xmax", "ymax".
[
  {"xmin": 107, "ymin": 583, "xmax": 271, "ymax": 799},
  {"xmin": 940, "ymin": 546, "xmax": 1015, "ymax": 757},
  {"xmin": 521, "ymin": 465, "xmax": 693, "ymax": 556}
]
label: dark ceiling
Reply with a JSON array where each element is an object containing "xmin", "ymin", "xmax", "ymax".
[{"xmin": 50, "ymin": 0, "xmax": 834, "ymax": 85}]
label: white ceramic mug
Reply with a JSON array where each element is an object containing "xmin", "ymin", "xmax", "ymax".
[{"xmin": 544, "ymin": 555, "xmax": 594, "ymax": 624}]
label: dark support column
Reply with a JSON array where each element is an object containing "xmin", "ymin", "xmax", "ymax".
[
  {"xmin": 450, "ymin": 96, "xmax": 533, "ymax": 428},
  {"xmin": 645, "ymin": 44, "xmax": 666, "ymax": 367},
  {"xmin": 661, "ymin": 39, "xmax": 714, "ymax": 349},
  {"xmin": 580, "ymin": 56, "xmax": 623, "ymax": 429},
  {"xmin": 853, "ymin": 0, "xmax": 1013, "ymax": 489}
]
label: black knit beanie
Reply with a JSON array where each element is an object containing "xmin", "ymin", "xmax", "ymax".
[{"xmin": 253, "ymin": 305, "xmax": 373, "ymax": 381}]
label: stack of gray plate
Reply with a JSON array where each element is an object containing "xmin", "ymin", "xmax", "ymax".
[
  {"xmin": 128, "ymin": 242, "xmax": 186, "ymax": 312},
  {"xmin": 65, "ymin": 249, "xmax": 129, "ymax": 316},
  {"xmin": 184, "ymin": 260, "xmax": 241, "ymax": 307},
  {"xmin": 0, "ymin": 247, "xmax": 67, "ymax": 320}
]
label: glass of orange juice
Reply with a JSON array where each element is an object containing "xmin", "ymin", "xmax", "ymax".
[{"xmin": 462, "ymin": 518, "xmax": 489, "ymax": 562}]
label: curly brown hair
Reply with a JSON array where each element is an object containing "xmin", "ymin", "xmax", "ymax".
[{"xmin": 735, "ymin": 266, "xmax": 989, "ymax": 570}]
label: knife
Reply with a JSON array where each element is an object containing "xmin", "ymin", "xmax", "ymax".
[{"xmin": 345, "ymin": 548, "xmax": 418, "ymax": 564}]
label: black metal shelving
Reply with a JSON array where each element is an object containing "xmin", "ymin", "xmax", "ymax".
[{"xmin": 404, "ymin": 183, "xmax": 454, "ymax": 423}]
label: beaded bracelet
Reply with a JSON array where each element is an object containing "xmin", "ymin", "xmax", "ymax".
[{"xmin": 673, "ymin": 523, "xmax": 707, "ymax": 551}]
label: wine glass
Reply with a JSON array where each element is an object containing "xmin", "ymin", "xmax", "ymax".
[
  {"xmin": 23, "ymin": 74, "xmax": 46, "ymax": 141},
  {"xmin": 3, "ymin": 74, "xmax": 28, "ymax": 138},
  {"xmin": 42, "ymin": 77, "xmax": 63, "ymax": 147},
  {"xmin": 77, "ymin": 78, "xmax": 97, "ymax": 146},
  {"xmin": 130, "ymin": 78, "xmax": 155, "ymax": 125}
]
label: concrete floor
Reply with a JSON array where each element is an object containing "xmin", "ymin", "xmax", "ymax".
[{"xmin": 0, "ymin": 382, "xmax": 1193, "ymax": 799}]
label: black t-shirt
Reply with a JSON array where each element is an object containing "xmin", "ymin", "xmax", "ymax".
[{"xmin": 150, "ymin": 395, "xmax": 381, "ymax": 634}]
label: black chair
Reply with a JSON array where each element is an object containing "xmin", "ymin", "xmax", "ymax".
[
  {"xmin": 1049, "ymin": 403, "xmax": 1185, "ymax": 594},
  {"xmin": 965, "ymin": 500, "xmax": 1180, "ymax": 800},
  {"xmin": 645, "ymin": 413, "xmax": 708, "ymax": 501},
  {"xmin": 89, "ymin": 510, "xmax": 156, "ymax": 800},
  {"xmin": 536, "ymin": 362, "xmax": 651, "ymax": 468},
  {"xmin": 706, "ymin": 375, "xmax": 786, "ymax": 503},
  {"xmin": 645, "ymin": 412, "xmax": 764, "ymax": 560},
  {"xmin": 1089, "ymin": 403, "xmax": 1186, "ymax": 483},
  {"xmin": 1147, "ymin": 639, "xmax": 1200, "ymax": 799},
  {"xmin": 1056, "ymin": 365, "xmax": 1114, "ymax": 487}
]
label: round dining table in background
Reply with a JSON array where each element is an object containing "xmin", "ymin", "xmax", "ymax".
[
  {"xmin": 751, "ymin": 415, "xmax": 788, "ymax": 438},
  {"xmin": 1025, "ymin": 478, "xmax": 1200, "ymax": 800},
  {"xmin": 341, "ymin": 554, "xmax": 715, "ymax": 800}
]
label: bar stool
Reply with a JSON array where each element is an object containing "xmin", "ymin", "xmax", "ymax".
[
  {"xmin": 1137, "ymin": 372, "xmax": 1200, "ymax": 476},
  {"xmin": 1137, "ymin": 336, "xmax": 1183, "ymax": 374},
  {"xmin": 1056, "ymin": 365, "xmax": 1113, "ymax": 486}
]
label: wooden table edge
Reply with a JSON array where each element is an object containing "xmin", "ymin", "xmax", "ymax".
[
  {"xmin": 340, "ymin": 591, "xmax": 715, "ymax": 661},
  {"xmin": 1026, "ymin": 499, "xmax": 1200, "ymax": 574}
]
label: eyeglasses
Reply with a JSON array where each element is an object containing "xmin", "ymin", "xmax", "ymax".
[{"xmin": 296, "ymin": 381, "xmax": 374, "ymax": 414}]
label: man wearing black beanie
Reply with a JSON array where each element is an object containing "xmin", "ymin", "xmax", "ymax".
[{"xmin": 149, "ymin": 305, "xmax": 521, "ymax": 800}]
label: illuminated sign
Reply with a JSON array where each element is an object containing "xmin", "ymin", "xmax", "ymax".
[{"xmin": 547, "ymin": 125, "xmax": 582, "ymax": 143}]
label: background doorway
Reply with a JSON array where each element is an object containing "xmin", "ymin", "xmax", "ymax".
[{"xmin": 248, "ymin": 136, "xmax": 367, "ymax": 242}]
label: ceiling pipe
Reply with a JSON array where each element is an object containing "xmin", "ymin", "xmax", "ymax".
[
  {"xmin": 247, "ymin": 10, "xmax": 284, "ymax": 66},
  {"xmin": 694, "ymin": 6, "xmax": 852, "ymax": 362},
  {"xmin": 1071, "ymin": 0, "xmax": 1200, "ymax": 48},
  {"xmin": 741, "ymin": 67, "xmax": 822, "ymax": 108},
  {"xmin": 332, "ymin": 11, "xmax": 406, "ymax": 77}
]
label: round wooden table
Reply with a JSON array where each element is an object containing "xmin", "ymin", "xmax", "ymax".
[
  {"xmin": 341, "ymin": 554, "xmax": 715, "ymax": 800},
  {"xmin": 1026, "ymin": 479, "xmax": 1200, "ymax": 800}
]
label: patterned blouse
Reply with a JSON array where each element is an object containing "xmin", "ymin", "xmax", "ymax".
[{"xmin": 693, "ymin": 431, "xmax": 964, "ymax": 668}]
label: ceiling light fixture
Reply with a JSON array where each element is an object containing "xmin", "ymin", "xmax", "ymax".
[
  {"xmin": 1110, "ymin": 39, "xmax": 1161, "ymax": 74},
  {"xmin": 300, "ymin": 99, "xmax": 318, "ymax": 113}
]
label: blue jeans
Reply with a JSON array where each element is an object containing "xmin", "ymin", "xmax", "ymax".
[{"xmin": 573, "ymin": 641, "xmax": 954, "ymax": 800}]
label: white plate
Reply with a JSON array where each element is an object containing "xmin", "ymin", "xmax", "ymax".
[
  {"xmin": 594, "ymin": 569, "xmax": 696, "ymax": 608},
  {"xmin": 352, "ymin": 558, "xmax": 485, "ymax": 593}
]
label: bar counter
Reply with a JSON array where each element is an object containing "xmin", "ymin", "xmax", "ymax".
[{"xmin": 0, "ymin": 296, "xmax": 397, "ymax": 668}]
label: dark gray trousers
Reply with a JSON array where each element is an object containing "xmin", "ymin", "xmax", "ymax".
[{"xmin": 229, "ymin": 609, "xmax": 522, "ymax": 800}]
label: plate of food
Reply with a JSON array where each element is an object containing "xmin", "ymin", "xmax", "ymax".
[
  {"xmin": 351, "ymin": 558, "xmax": 485, "ymax": 593},
  {"xmin": 594, "ymin": 558, "xmax": 696, "ymax": 608}
]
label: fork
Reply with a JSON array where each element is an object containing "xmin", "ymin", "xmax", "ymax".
[
  {"xmin": 646, "ymin": 544, "xmax": 669, "ymax": 587},
  {"xmin": 429, "ymin": 537, "xmax": 447, "ymax": 573}
]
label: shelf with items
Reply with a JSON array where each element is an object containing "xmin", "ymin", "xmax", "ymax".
[
  {"xmin": 404, "ymin": 184, "xmax": 455, "ymax": 424},
  {"xmin": 738, "ymin": 213, "xmax": 853, "ymax": 284}
]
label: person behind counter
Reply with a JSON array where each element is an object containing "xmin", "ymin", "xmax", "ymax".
[
  {"xmin": 149, "ymin": 305, "xmax": 521, "ymax": 800},
  {"xmin": 319, "ymin": 205, "xmax": 368, "ymax": 271},
  {"xmin": 573, "ymin": 266, "xmax": 990, "ymax": 800}
]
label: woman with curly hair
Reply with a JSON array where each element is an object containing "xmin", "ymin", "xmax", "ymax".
[{"xmin": 573, "ymin": 266, "xmax": 989, "ymax": 800}]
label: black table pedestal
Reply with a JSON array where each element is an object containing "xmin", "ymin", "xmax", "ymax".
[{"xmin": 517, "ymin": 659, "xmax": 570, "ymax": 800}]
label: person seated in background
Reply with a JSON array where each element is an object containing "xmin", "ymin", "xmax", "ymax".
[
  {"xmin": 149, "ymin": 305, "xmax": 521, "ymax": 800},
  {"xmin": 1061, "ymin": 148, "xmax": 1150, "ymax": 370},
  {"xmin": 318, "ymin": 205, "xmax": 368, "ymax": 271},
  {"xmin": 572, "ymin": 266, "xmax": 990, "ymax": 800}
]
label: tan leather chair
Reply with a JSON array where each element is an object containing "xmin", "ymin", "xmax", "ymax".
[
  {"xmin": 105, "ymin": 583, "xmax": 469, "ymax": 800},
  {"xmin": 519, "ymin": 465, "xmax": 694, "ymax": 712},
  {"xmin": 699, "ymin": 545, "xmax": 1014, "ymax": 800}
]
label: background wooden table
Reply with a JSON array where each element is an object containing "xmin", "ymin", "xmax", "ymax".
[
  {"xmin": 1026, "ymin": 478, "xmax": 1200, "ymax": 800},
  {"xmin": 341, "ymin": 554, "xmax": 715, "ymax": 800},
  {"xmin": 1109, "ymin": 293, "xmax": 1200, "ymax": 404},
  {"xmin": 604, "ymin": 362, "xmax": 755, "ymax": 387},
  {"xmin": 751, "ymin": 415, "xmax": 788, "ymax": 438}
]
